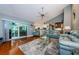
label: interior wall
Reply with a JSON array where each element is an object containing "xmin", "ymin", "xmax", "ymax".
[
  {"xmin": 72, "ymin": 4, "xmax": 79, "ymax": 31},
  {"xmin": 64, "ymin": 5, "xmax": 72, "ymax": 28},
  {"xmin": 3, "ymin": 20, "xmax": 9, "ymax": 41},
  {"xmin": 0, "ymin": 20, "xmax": 3, "ymax": 38},
  {"xmin": 0, "ymin": 19, "xmax": 6, "ymax": 41}
]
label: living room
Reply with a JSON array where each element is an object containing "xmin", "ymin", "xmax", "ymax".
[{"xmin": 0, "ymin": 4, "xmax": 79, "ymax": 55}]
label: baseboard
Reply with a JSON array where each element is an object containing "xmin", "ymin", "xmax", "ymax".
[
  {"xmin": 26, "ymin": 35, "xmax": 33, "ymax": 37},
  {"xmin": 5, "ymin": 35, "xmax": 33, "ymax": 41}
]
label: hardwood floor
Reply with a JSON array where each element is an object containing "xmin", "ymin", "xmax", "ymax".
[{"xmin": 0, "ymin": 36, "xmax": 39, "ymax": 55}]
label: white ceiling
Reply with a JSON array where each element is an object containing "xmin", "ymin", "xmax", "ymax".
[{"xmin": 0, "ymin": 4, "xmax": 68, "ymax": 23}]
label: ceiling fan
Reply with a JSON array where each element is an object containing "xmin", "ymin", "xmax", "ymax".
[
  {"xmin": 38, "ymin": 7, "xmax": 48, "ymax": 19},
  {"xmin": 38, "ymin": 7, "xmax": 48, "ymax": 24}
]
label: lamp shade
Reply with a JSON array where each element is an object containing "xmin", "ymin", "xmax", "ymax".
[{"xmin": 64, "ymin": 26, "xmax": 71, "ymax": 30}]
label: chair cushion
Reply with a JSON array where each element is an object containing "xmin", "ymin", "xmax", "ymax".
[{"xmin": 47, "ymin": 34, "xmax": 60, "ymax": 39}]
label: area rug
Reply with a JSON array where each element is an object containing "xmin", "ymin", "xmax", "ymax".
[{"xmin": 18, "ymin": 39, "xmax": 58, "ymax": 55}]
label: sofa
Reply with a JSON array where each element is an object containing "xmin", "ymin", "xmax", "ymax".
[
  {"xmin": 32, "ymin": 31, "xmax": 40, "ymax": 37},
  {"xmin": 46, "ymin": 30, "xmax": 60, "ymax": 39},
  {"xmin": 59, "ymin": 34, "xmax": 79, "ymax": 55}
]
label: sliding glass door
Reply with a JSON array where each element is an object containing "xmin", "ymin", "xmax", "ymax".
[
  {"xmin": 11, "ymin": 26, "xmax": 18, "ymax": 38},
  {"xmin": 9, "ymin": 21, "xmax": 27, "ymax": 39},
  {"xmin": 19, "ymin": 26, "xmax": 27, "ymax": 36}
]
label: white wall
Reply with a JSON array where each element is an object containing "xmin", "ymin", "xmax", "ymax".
[
  {"xmin": 3, "ymin": 20, "xmax": 9, "ymax": 41},
  {"xmin": 0, "ymin": 20, "xmax": 3, "ymax": 38},
  {"xmin": 76, "ymin": 12, "xmax": 79, "ymax": 30},
  {"xmin": 72, "ymin": 4, "xmax": 79, "ymax": 31},
  {"xmin": 64, "ymin": 5, "xmax": 72, "ymax": 28}
]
